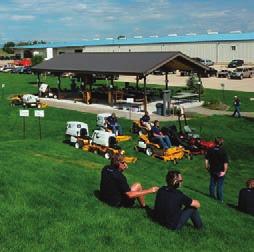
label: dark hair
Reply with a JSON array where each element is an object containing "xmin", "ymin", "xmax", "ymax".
[
  {"xmin": 166, "ymin": 170, "xmax": 182, "ymax": 188},
  {"xmin": 246, "ymin": 178, "xmax": 254, "ymax": 188},
  {"xmin": 111, "ymin": 154, "xmax": 125, "ymax": 167},
  {"xmin": 215, "ymin": 137, "xmax": 224, "ymax": 146}
]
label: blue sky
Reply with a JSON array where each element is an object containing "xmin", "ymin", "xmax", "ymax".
[{"xmin": 0, "ymin": 0, "xmax": 254, "ymax": 42}]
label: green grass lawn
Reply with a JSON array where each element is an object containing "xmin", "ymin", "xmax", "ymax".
[{"xmin": 0, "ymin": 73, "xmax": 253, "ymax": 251}]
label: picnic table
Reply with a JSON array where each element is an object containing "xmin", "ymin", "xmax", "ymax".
[
  {"xmin": 115, "ymin": 99, "xmax": 143, "ymax": 112},
  {"xmin": 172, "ymin": 92, "xmax": 199, "ymax": 104}
]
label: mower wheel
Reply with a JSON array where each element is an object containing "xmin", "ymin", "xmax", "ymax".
[
  {"xmin": 145, "ymin": 147, "xmax": 153, "ymax": 156},
  {"xmin": 104, "ymin": 152, "xmax": 111, "ymax": 159},
  {"xmin": 75, "ymin": 140, "xmax": 84, "ymax": 149},
  {"xmin": 134, "ymin": 146, "xmax": 139, "ymax": 152}
]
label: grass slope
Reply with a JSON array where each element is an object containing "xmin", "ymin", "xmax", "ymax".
[{"xmin": 0, "ymin": 73, "xmax": 253, "ymax": 251}]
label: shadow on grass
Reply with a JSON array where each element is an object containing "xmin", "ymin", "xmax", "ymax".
[{"xmin": 184, "ymin": 185, "xmax": 211, "ymax": 199}]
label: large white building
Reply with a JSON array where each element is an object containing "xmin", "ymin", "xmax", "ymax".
[{"xmin": 14, "ymin": 32, "xmax": 254, "ymax": 64}]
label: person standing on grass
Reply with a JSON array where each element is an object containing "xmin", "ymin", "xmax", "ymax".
[
  {"xmin": 238, "ymin": 178, "xmax": 254, "ymax": 216},
  {"xmin": 232, "ymin": 96, "xmax": 241, "ymax": 118},
  {"xmin": 153, "ymin": 170, "xmax": 203, "ymax": 230},
  {"xmin": 100, "ymin": 155, "xmax": 159, "ymax": 208},
  {"xmin": 205, "ymin": 137, "xmax": 229, "ymax": 203}
]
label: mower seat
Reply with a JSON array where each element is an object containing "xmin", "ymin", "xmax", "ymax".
[
  {"xmin": 80, "ymin": 128, "xmax": 91, "ymax": 140},
  {"xmin": 109, "ymin": 136, "xmax": 118, "ymax": 149}
]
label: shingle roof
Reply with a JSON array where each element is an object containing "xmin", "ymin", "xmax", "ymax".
[
  {"xmin": 32, "ymin": 51, "xmax": 210, "ymax": 75},
  {"xmin": 15, "ymin": 32, "xmax": 254, "ymax": 49}
]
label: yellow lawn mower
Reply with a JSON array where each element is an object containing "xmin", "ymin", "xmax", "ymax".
[
  {"xmin": 65, "ymin": 121, "xmax": 136, "ymax": 163},
  {"xmin": 135, "ymin": 133, "xmax": 192, "ymax": 163}
]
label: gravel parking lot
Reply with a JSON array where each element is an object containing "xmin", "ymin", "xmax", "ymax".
[{"xmin": 118, "ymin": 64, "xmax": 254, "ymax": 92}]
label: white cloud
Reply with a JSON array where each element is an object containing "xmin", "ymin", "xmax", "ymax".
[
  {"xmin": 194, "ymin": 10, "xmax": 230, "ymax": 19},
  {"xmin": 9, "ymin": 15, "xmax": 35, "ymax": 21}
]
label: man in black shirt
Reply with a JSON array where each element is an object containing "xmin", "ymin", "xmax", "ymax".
[
  {"xmin": 100, "ymin": 155, "xmax": 159, "ymax": 207},
  {"xmin": 140, "ymin": 111, "xmax": 152, "ymax": 130},
  {"xmin": 205, "ymin": 137, "xmax": 229, "ymax": 202},
  {"xmin": 238, "ymin": 178, "xmax": 254, "ymax": 215},
  {"xmin": 105, "ymin": 113, "xmax": 123, "ymax": 135},
  {"xmin": 154, "ymin": 170, "xmax": 202, "ymax": 230}
]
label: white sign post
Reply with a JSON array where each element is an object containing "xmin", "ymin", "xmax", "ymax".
[
  {"xmin": 34, "ymin": 110, "xmax": 45, "ymax": 139},
  {"xmin": 19, "ymin": 110, "xmax": 29, "ymax": 138},
  {"xmin": 126, "ymin": 98, "xmax": 134, "ymax": 120},
  {"xmin": 1, "ymin": 83, "xmax": 5, "ymax": 99}
]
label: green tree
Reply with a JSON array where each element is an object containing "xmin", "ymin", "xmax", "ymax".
[
  {"xmin": 186, "ymin": 73, "xmax": 204, "ymax": 94},
  {"xmin": 3, "ymin": 41, "xmax": 15, "ymax": 54},
  {"xmin": 31, "ymin": 55, "xmax": 44, "ymax": 66}
]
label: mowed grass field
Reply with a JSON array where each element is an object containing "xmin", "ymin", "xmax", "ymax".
[{"xmin": 0, "ymin": 73, "xmax": 253, "ymax": 251}]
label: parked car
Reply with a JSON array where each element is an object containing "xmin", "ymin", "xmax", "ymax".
[
  {"xmin": 217, "ymin": 69, "xmax": 231, "ymax": 78},
  {"xmin": 11, "ymin": 66, "xmax": 24, "ymax": 74},
  {"xmin": 228, "ymin": 59, "xmax": 244, "ymax": 68},
  {"xmin": 229, "ymin": 67, "xmax": 252, "ymax": 79},
  {"xmin": 22, "ymin": 66, "xmax": 32, "ymax": 74},
  {"xmin": 200, "ymin": 67, "xmax": 217, "ymax": 77},
  {"xmin": 200, "ymin": 59, "xmax": 214, "ymax": 66}
]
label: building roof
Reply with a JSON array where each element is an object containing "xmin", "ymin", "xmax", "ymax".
[
  {"xmin": 32, "ymin": 51, "xmax": 210, "ymax": 75},
  {"xmin": 15, "ymin": 32, "xmax": 254, "ymax": 49}
]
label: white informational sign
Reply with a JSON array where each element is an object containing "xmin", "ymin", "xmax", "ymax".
[
  {"xmin": 2, "ymin": 84, "xmax": 5, "ymax": 88},
  {"xmin": 34, "ymin": 110, "xmax": 45, "ymax": 117},
  {"xmin": 19, "ymin": 110, "xmax": 29, "ymax": 117},
  {"xmin": 39, "ymin": 83, "xmax": 48, "ymax": 93},
  {"xmin": 126, "ymin": 98, "xmax": 134, "ymax": 103}
]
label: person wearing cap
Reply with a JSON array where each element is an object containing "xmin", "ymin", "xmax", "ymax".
[
  {"xmin": 205, "ymin": 137, "xmax": 229, "ymax": 202},
  {"xmin": 154, "ymin": 170, "xmax": 203, "ymax": 230},
  {"xmin": 151, "ymin": 120, "xmax": 172, "ymax": 150},
  {"xmin": 105, "ymin": 113, "xmax": 123, "ymax": 135},
  {"xmin": 238, "ymin": 178, "xmax": 254, "ymax": 215},
  {"xmin": 232, "ymin": 96, "xmax": 241, "ymax": 118},
  {"xmin": 100, "ymin": 155, "xmax": 159, "ymax": 208}
]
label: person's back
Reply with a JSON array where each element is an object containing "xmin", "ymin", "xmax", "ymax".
[
  {"xmin": 206, "ymin": 146, "xmax": 228, "ymax": 174},
  {"xmin": 238, "ymin": 179, "xmax": 254, "ymax": 215},
  {"xmin": 154, "ymin": 186, "xmax": 192, "ymax": 229},
  {"xmin": 153, "ymin": 170, "xmax": 202, "ymax": 230},
  {"xmin": 100, "ymin": 165, "xmax": 130, "ymax": 207}
]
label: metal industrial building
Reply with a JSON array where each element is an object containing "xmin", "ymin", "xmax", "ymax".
[{"xmin": 14, "ymin": 32, "xmax": 254, "ymax": 64}]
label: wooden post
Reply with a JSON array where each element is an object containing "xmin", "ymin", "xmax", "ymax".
[
  {"xmin": 136, "ymin": 76, "xmax": 139, "ymax": 89},
  {"xmin": 144, "ymin": 76, "xmax": 147, "ymax": 112},
  {"xmin": 37, "ymin": 73, "xmax": 41, "ymax": 92},
  {"xmin": 165, "ymin": 71, "xmax": 168, "ymax": 90},
  {"xmin": 198, "ymin": 74, "xmax": 201, "ymax": 102},
  {"xmin": 57, "ymin": 75, "xmax": 61, "ymax": 99}
]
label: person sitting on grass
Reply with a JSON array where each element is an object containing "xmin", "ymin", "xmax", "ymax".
[
  {"xmin": 153, "ymin": 170, "xmax": 203, "ymax": 230},
  {"xmin": 100, "ymin": 155, "xmax": 159, "ymax": 208},
  {"xmin": 105, "ymin": 113, "xmax": 123, "ymax": 135},
  {"xmin": 151, "ymin": 120, "xmax": 172, "ymax": 150},
  {"xmin": 238, "ymin": 178, "xmax": 254, "ymax": 216},
  {"xmin": 140, "ymin": 111, "xmax": 152, "ymax": 131}
]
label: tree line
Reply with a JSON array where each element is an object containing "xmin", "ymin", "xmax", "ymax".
[{"xmin": 2, "ymin": 40, "xmax": 46, "ymax": 54}]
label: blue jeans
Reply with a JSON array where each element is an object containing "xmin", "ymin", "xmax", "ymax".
[
  {"xmin": 176, "ymin": 207, "xmax": 203, "ymax": 230},
  {"xmin": 155, "ymin": 135, "xmax": 172, "ymax": 149},
  {"xmin": 232, "ymin": 106, "xmax": 241, "ymax": 117},
  {"xmin": 110, "ymin": 124, "xmax": 123, "ymax": 135},
  {"xmin": 209, "ymin": 174, "xmax": 225, "ymax": 202}
]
